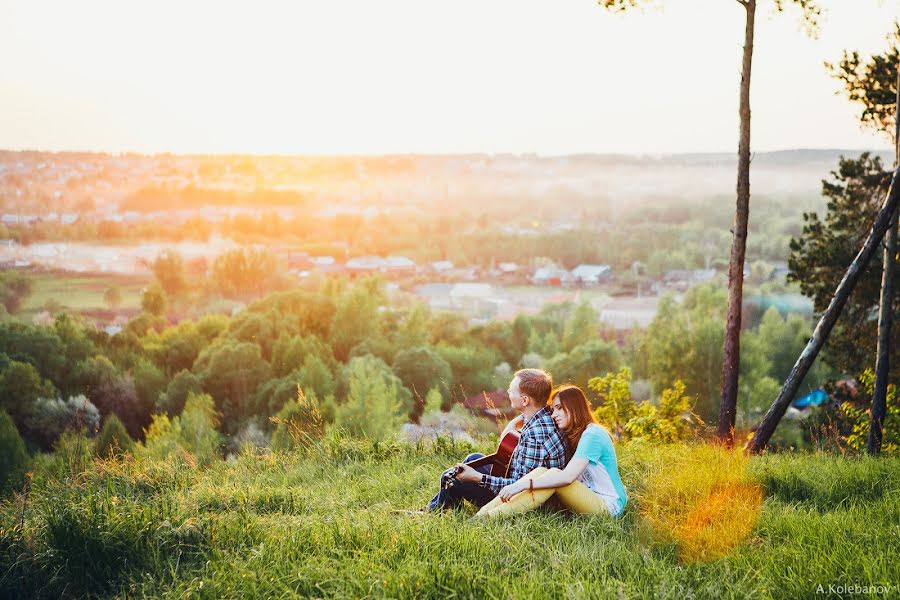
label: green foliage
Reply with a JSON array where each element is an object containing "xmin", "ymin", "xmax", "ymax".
[
  {"xmin": 545, "ymin": 339, "xmax": 621, "ymax": 392},
  {"xmin": 335, "ymin": 355, "xmax": 407, "ymax": 439},
  {"xmin": 329, "ymin": 280, "xmax": 384, "ymax": 361},
  {"xmin": 0, "ymin": 360, "xmax": 56, "ymax": 423},
  {"xmin": 561, "ymin": 301, "xmax": 598, "ymax": 352},
  {"xmin": 590, "ymin": 367, "xmax": 701, "ymax": 443},
  {"xmin": 788, "ymin": 153, "xmax": 893, "ymax": 375},
  {"xmin": 140, "ymin": 282, "xmax": 168, "ymax": 317},
  {"xmin": 94, "ymin": 414, "xmax": 135, "ymax": 458},
  {"xmin": 0, "ymin": 410, "xmax": 30, "ymax": 496},
  {"xmin": 23, "ymin": 395, "xmax": 100, "ymax": 450},
  {"xmin": 0, "ymin": 321, "xmax": 65, "ymax": 384},
  {"xmin": 0, "ymin": 270, "xmax": 33, "ymax": 313},
  {"xmin": 270, "ymin": 333, "xmax": 336, "ymax": 378},
  {"xmin": 131, "ymin": 359, "xmax": 167, "ymax": 419},
  {"xmin": 270, "ymin": 386, "xmax": 325, "ymax": 450},
  {"xmin": 637, "ymin": 285, "xmax": 726, "ymax": 420},
  {"xmin": 196, "ymin": 341, "xmax": 271, "ymax": 430},
  {"xmin": 435, "ymin": 344, "xmax": 498, "ymax": 401},
  {"xmin": 141, "ymin": 392, "xmax": 222, "ymax": 465},
  {"xmin": 826, "ymin": 22, "xmax": 899, "ymax": 140},
  {"xmin": 391, "ymin": 346, "xmax": 452, "ymax": 419},
  {"xmin": 840, "ymin": 369, "xmax": 899, "ymax": 455}
]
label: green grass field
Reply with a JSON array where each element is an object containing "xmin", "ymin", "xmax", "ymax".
[
  {"xmin": 1, "ymin": 437, "xmax": 897, "ymax": 599},
  {"xmin": 17, "ymin": 273, "xmax": 148, "ymax": 322}
]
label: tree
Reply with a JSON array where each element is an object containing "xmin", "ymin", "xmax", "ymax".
[
  {"xmin": 0, "ymin": 410, "xmax": 30, "ymax": 497},
  {"xmin": 212, "ymin": 247, "xmax": 279, "ymax": 298},
  {"xmin": 140, "ymin": 283, "xmax": 168, "ymax": 317},
  {"xmin": 23, "ymin": 395, "xmax": 100, "ymax": 450},
  {"xmin": 596, "ymin": 0, "xmax": 822, "ymax": 446},
  {"xmin": 749, "ymin": 166, "xmax": 900, "ymax": 453},
  {"xmin": 335, "ymin": 355, "xmax": 407, "ymax": 439},
  {"xmin": 787, "ymin": 155, "xmax": 894, "ymax": 375},
  {"xmin": 637, "ymin": 285, "xmax": 727, "ymax": 421},
  {"xmin": 392, "ymin": 346, "xmax": 453, "ymax": 420},
  {"xmin": 94, "ymin": 414, "xmax": 135, "ymax": 458},
  {"xmin": 152, "ymin": 249, "xmax": 187, "ymax": 296},
  {"xmin": 0, "ymin": 361, "xmax": 56, "ymax": 424},
  {"xmin": 329, "ymin": 281, "xmax": 383, "ymax": 361},
  {"xmin": 103, "ymin": 286, "xmax": 122, "ymax": 311},
  {"xmin": 157, "ymin": 369, "xmax": 203, "ymax": 416},
  {"xmin": 827, "ymin": 24, "xmax": 899, "ymax": 455},
  {"xmin": 0, "ymin": 271, "xmax": 33, "ymax": 314},
  {"xmin": 196, "ymin": 341, "xmax": 271, "ymax": 430},
  {"xmin": 545, "ymin": 339, "xmax": 622, "ymax": 393},
  {"xmin": 561, "ymin": 302, "xmax": 599, "ymax": 352}
]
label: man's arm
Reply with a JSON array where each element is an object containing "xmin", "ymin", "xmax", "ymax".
[{"xmin": 481, "ymin": 436, "xmax": 545, "ymax": 494}]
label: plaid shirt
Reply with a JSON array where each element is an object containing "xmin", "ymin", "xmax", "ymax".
[{"xmin": 481, "ymin": 406, "xmax": 568, "ymax": 494}]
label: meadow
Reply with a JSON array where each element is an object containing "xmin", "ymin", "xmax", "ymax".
[
  {"xmin": 1, "ymin": 435, "xmax": 896, "ymax": 600},
  {"xmin": 17, "ymin": 273, "xmax": 147, "ymax": 322}
]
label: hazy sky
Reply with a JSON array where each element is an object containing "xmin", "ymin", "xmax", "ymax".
[{"xmin": 1, "ymin": 0, "xmax": 897, "ymax": 155}]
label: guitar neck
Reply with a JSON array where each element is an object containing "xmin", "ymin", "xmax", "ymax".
[{"xmin": 464, "ymin": 453, "xmax": 499, "ymax": 470}]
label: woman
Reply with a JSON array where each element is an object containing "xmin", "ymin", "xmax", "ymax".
[{"xmin": 476, "ymin": 385, "xmax": 626, "ymax": 518}]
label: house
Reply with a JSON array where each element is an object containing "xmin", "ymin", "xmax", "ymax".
[
  {"xmin": 430, "ymin": 260, "xmax": 454, "ymax": 273},
  {"xmin": 345, "ymin": 256, "xmax": 386, "ymax": 272},
  {"xmin": 532, "ymin": 267, "xmax": 571, "ymax": 286},
  {"xmin": 571, "ymin": 264, "xmax": 611, "ymax": 286},
  {"xmin": 463, "ymin": 390, "xmax": 515, "ymax": 418},
  {"xmin": 383, "ymin": 256, "xmax": 416, "ymax": 274},
  {"xmin": 662, "ymin": 269, "xmax": 717, "ymax": 290},
  {"xmin": 413, "ymin": 283, "xmax": 454, "ymax": 310}
]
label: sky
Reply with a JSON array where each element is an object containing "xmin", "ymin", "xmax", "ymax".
[{"xmin": 0, "ymin": 0, "xmax": 897, "ymax": 155}]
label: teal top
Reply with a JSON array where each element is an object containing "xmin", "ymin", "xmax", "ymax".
[{"xmin": 572, "ymin": 423, "xmax": 628, "ymax": 515}]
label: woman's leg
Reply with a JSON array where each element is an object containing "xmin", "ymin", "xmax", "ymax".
[
  {"xmin": 552, "ymin": 479, "xmax": 610, "ymax": 515},
  {"xmin": 475, "ymin": 468, "xmax": 553, "ymax": 517},
  {"xmin": 477, "ymin": 468, "xmax": 611, "ymax": 517}
]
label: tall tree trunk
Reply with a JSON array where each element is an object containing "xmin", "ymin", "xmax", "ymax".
[
  {"xmin": 718, "ymin": 0, "xmax": 755, "ymax": 446},
  {"xmin": 748, "ymin": 166, "xmax": 900, "ymax": 453},
  {"xmin": 868, "ymin": 69, "xmax": 900, "ymax": 455}
]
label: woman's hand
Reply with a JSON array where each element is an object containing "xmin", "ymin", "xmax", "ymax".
[
  {"xmin": 454, "ymin": 463, "xmax": 481, "ymax": 483},
  {"xmin": 498, "ymin": 480, "xmax": 527, "ymax": 501}
]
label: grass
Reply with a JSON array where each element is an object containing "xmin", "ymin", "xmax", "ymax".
[
  {"xmin": 0, "ymin": 436, "xmax": 897, "ymax": 599},
  {"xmin": 18, "ymin": 272, "xmax": 148, "ymax": 321}
]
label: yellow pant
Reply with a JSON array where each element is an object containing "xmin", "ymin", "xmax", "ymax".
[{"xmin": 475, "ymin": 467, "xmax": 610, "ymax": 518}]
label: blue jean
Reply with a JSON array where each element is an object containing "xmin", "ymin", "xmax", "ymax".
[{"xmin": 427, "ymin": 453, "xmax": 496, "ymax": 511}]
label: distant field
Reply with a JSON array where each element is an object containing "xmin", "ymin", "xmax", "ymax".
[{"xmin": 17, "ymin": 272, "xmax": 149, "ymax": 322}]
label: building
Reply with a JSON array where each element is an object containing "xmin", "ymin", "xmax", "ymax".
[{"xmin": 571, "ymin": 264, "xmax": 611, "ymax": 286}]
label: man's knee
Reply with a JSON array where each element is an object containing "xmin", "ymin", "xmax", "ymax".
[{"xmin": 464, "ymin": 452, "xmax": 485, "ymax": 463}]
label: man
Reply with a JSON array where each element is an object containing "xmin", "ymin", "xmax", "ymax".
[{"xmin": 426, "ymin": 368, "xmax": 568, "ymax": 511}]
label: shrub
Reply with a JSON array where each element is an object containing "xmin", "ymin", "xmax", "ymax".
[
  {"xmin": 271, "ymin": 386, "xmax": 324, "ymax": 450},
  {"xmin": 94, "ymin": 414, "xmax": 135, "ymax": 458},
  {"xmin": 591, "ymin": 367, "xmax": 701, "ymax": 443},
  {"xmin": 839, "ymin": 369, "xmax": 899, "ymax": 455},
  {"xmin": 0, "ymin": 410, "xmax": 30, "ymax": 496},
  {"xmin": 335, "ymin": 356, "xmax": 406, "ymax": 440},
  {"xmin": 23, "ymin": 395, "xmax": 101, "ymax": 450}
]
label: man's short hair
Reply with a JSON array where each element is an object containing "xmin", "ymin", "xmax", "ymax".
[{"xmin": 514, "ymin": 369, "xmax": 553, "ymax": 407}]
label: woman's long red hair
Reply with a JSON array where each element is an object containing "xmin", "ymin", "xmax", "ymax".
[{"xmin": 550, "ymin": 385, "xmax": 597, "ymax": 459}]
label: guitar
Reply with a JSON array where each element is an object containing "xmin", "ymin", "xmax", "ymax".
[{"xmin": 441, "ymin": 430, "xmax": 520, "ymax": 489}]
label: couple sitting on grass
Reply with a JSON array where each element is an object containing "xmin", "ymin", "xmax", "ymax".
[{"xmin": 427, "ymin": 368, "xmax": 627, "ymax": 517}]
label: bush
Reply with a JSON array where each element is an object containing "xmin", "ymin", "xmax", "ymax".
[
  {"xmin": 0, "ymin": 410, "xmax": 30, "ymax": 496},
  {"xmin": 23, "ymin": 395, "xmax": 101, "ymax": 450},
  {"xmin": 157, "ymin": 369, "xmax": 203, "ymax": 416},
  {"xmin": 590, "ymin": 368, "xmax": 702, "ymax": 443},
  {"xmin": 335, "ymin": 356, "xmax": 406, "ymax": 440},
  {"xmin": 141, "ymin": 392, "xmax": 222, "ymax": 465},
  {"xmin": 270, "ymin": 386, "xmax": 325, "ymax": 450},
  {"xmin": 94, "ymin": 415, "xmax": 135, "ymax": 458}
]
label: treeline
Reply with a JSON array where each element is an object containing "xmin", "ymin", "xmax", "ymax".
[{"xmin": 2, "ymin": 192, "xmax": 819, "ymax": 273}]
